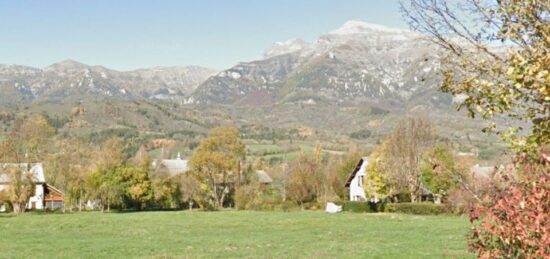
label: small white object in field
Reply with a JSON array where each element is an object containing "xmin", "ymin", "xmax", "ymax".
[{"xmin": 325, "ymin": 202, "xmax": 342, "ymax": 214}]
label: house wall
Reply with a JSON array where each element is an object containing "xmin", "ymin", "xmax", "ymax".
[
  {"xmin": 27, "ymin": 184, "xmax": 44, "ymax": 210},
  {"xmin": 349, "ymin": 161, "xmax": 368, "ymax": 201},
  {"xmin": 1, "ymin": 183, "xmax": 47, "ymax": 211},
  {"xmin": 0, "ymin": 184, "xmax": 8, "ymax": 212}
]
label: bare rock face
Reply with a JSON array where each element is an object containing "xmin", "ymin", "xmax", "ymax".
[
  {"xmin": 190, "ymin": 20, "xmax": 449, "ymax": 110},
  {"xmin": 0, "ymin": 20, "xmax": 451, "ymax": 112}
]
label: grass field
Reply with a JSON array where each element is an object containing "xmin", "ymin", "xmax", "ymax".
[
  {"xmin": 245, "ymin": 141, "xmax": 344, "ymax": 162},
  {"xmin": 0, "ymin": 211, "xmax": 472, "ymax": 258}
]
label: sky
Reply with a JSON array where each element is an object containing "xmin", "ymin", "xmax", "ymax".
[{"xmin": 0, "ymin": 0, "xmax": 407, "ymax": 70}]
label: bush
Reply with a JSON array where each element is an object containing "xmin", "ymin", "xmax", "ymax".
[
  {"xmin": 469, "ymin": 152, "xmax": 550, "ymax": 258},
  {"xmin": 350, "ymin": 129, "xmax": 372, "ymax": 139},
  {"xmin": 370, "ymin": 200, "xmax": 387, "ymax": 212},
  {"xmin": 385, "ymin": 202, "xmax": 448, "ymax": 215},
  {"xmin": 339, "ymin": 201, "xmax": 373, "ymax": 213},
  {"xmin": 235, "ymin": 185, "xmax": 285, "ymax": 211},
  {"xmin": 334, "ymin": 201, "xmax": 387, "ymax": 213}
]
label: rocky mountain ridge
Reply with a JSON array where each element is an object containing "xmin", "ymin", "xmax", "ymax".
[
  {"xmin": 0, "ymin": 20, "xmax": 450, "ymax": 111},
  {"xmin": 0, "ymin": 60, "xmax": 217, "ymax": 105},
  {"xmin": 189, "ymin": 20, "xmax": 449, "ymax": 110}
]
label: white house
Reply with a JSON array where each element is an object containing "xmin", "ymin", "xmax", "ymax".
[
  {"xmin": 0, "ymin": 163, "xmax": 64, "ymax": 211},
  {"xmin": 344, "ymin": 157, "xmax": 368, "ymax": 201}
]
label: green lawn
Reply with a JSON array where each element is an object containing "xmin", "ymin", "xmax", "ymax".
[
  {"xmin": 247, "ymin": 142, "xmax": 323, "ymax": 162},
  {"xmin": 0, "ymin": 211, "xmax": 473, "ymax": 258}
]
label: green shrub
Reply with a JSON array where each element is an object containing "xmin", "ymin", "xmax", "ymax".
[
  {"xmin": 385, "ymin": 202, "xmax": 448, "ymax": 215},
  {"xmin": 339, "ymin": 201, "xmax": 373, "ymax": 213},
  {"xmin": 334, "ymin": 201, "xmax": 387, "ymax": 213},
  {"xmin": 370, "ymin": 200, "xmax": 387, "ymax": 212},
  {"xmin": 235, "ymin": 185, "xmax": 286, "ymax": 211},
  {"xmin": 350, "ymin": 129, "xmax": 372, "ymax": 139}
]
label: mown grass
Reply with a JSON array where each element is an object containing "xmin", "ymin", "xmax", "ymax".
[
  {"xmin": 0, "ymin": 211, "xmax": 472, "ymax": 258},
  {"xmin": 247, "ymin": 142, "xmax": 318, "ymax": 162}
]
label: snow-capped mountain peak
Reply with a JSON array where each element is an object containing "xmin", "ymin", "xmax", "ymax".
[
  {"xmin": 191, "ymin": 20, "xmax": 442, "ymax": 107},
  {"xmin": 264, "ymin": 38, "xmax": 309, "ymax": 58},
  {"xmin": 329, "ymin": 20, "xmax": 407, "ymax": 35}
]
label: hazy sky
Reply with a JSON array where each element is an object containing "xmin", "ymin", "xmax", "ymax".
[{"xmin": 0, "ymin": 0, "xmax": 407, "ymax": 70}]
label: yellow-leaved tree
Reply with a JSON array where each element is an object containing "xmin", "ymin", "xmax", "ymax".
[
  {"xmin": 0, "ymin": 115, "xmax": 54, "ymax": 214},
  {"xmin": 189, "ymin": 127, "xmax": 245, "ymax": 209},
  {"xmin": 364, "ymin": 150, "xmax": 390, "ymax": 200},
  {"xmin": 401, "ymin": 0, "xmax": 549, "ymax": 152}
]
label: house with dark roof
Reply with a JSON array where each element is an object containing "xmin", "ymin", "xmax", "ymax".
[{"xmin": 344, "ymin": 157, "xmax": 368, "ymax": 201}]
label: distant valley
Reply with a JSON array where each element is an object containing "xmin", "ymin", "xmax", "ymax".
[{"xmin": 0, "ymin": 20, "xmax": 506, "ymax": 162}]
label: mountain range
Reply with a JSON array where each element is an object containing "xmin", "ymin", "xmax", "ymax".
[
  {"xmin": 189, "ymin": 20, "xmax": 449, "ymax": 110},
  {"xmin": 0, "ymin": 20, "xmax": 504, "ymax": 160},
  {"xmin": 1, "ymin": 20, "xmax": 451, "ymax": 111},
  {"xmin": 0, "ymin": 60, "xmax": 217, "ymax": 105}
]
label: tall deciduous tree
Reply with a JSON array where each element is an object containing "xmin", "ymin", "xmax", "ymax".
[
  {"xmin": 401, "ymin": 1, "xmax": 549, "ymax": 257},
  {"xmin": 177, "ymin": 174, "xmax": 202, "ymax": 210},
  {"xmin": 286, "ymin": 154, "xmax": 324, "ymax": 208},
  {"xmin": 381, "ymin": 117, "xmax": 435, "ymax": 202},
  {"xmin": 364, "ymin": 150, "xmax": 390, "ymax": 200},
  {"xmin": 401, "ymin": 0, "xmax": 550, "ymax": 152},
  {"xmin": 117, "ymin": 165, "xmax": 153, "ymax": 210},
  {"xmin": 0, "ymin": 115, "xmax": 55, "ymax": 163},
  {"xmin": 0, "ymin": 115, "xmax": 54, "ymax": 214},
  {"xmin": 189, "ymin": 127, "xmax": 245, "ymax": 209},
  {"xmin": 2, "ymin": 166, "xmax": 35, "ymax": 214},
  {"xmin": 421, "ymin": 146, "xmax": 460, "ymax": 202},
  {"xmin": 86, "ymin": 137, "xmax": 125, "ymax": 212},
  {"xmin": 46, "ymin": 138, "xmax": 92, "ymax": 212}
]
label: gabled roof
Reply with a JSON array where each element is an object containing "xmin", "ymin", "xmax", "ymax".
[
  {"xmin": 45, "ymin": 183, "xmax": 64, "ymax": 196},
  {"xmin": 153, "ymin": 158, "xmax": 189, "ymax": 176},
  {"xmin": 0, "ymin": 163, "xmax": 46, "ymax": 183},
  {"xmin": 345, "ymin": 157, "xmax": 368, "ymax": 187},
  {"xmin": 255, "ymin": 170, "xmax": 273, "ymax": 184}
]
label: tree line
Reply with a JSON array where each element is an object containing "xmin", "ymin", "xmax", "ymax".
[{"xmin": 0, "ymin": 114, "xmax": 475, "ymax": 213}]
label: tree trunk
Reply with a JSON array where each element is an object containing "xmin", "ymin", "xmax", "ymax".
[
  {"xmin": 408, "ymin": 172, "xmax": 419, "ymax": 203},
  {"xmin": 212, "ymin": 183, "xmax": 220, "ymax": 209},
  {"xmin": 78, "ymin": 190, "xmax": 83, "ymax": 212},
  {"xmin": 219, "ymin": 187, "xmax": 228, "ymax": 209},
  {"xmin": 13, "ymin": 202, "xmax": 25, "ymax": 214}
]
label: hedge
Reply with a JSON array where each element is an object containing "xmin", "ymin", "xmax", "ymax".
[
  {"xmin": 385, "ymin": 202, "xmax": 448, "ymax": 215},
  {"xmin": 336, "ymin": 201, "xmax": 386, "ymax": 213}
]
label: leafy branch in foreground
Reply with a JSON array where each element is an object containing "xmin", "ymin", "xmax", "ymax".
[{"xmin": 401, "ymin": 0, "xmax": 549, "ymax": 153}]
